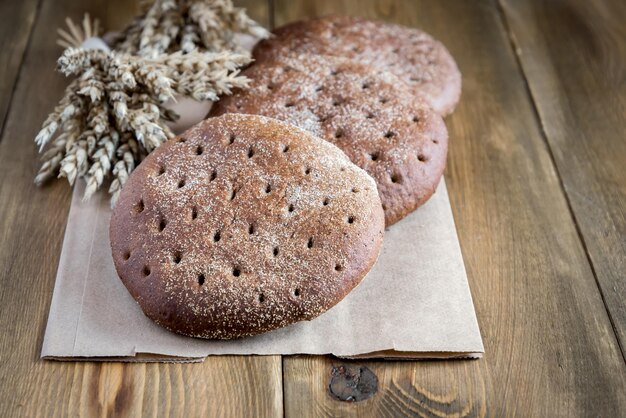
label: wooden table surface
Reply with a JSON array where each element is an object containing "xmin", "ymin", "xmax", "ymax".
[{"xmin": 1, "ymin": 0, "xmax": 625, "ymax": 416}]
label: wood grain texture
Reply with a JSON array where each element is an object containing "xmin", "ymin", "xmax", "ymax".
[
  {"xmin": 499, "ymin": 0, "xmax": 626, "ymax": 356},
  {"xmin": 9, "ymin": 358, "xmax": 281, "ymax": 417},
  {"xmin": 0, "ymin": 0, "xmax": 41, "ymax": 137},
  {"xmin": 285, "ymin": 356, "xmax": 487, "ymax": 417},
  {"xmin": 275, "ymin": 0, "xmax": 626, "ymax": 416},
  {"xmin": 0, "ymin": 0, "xmax": 281, "ymax": 417}
]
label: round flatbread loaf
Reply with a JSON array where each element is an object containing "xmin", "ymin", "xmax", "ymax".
[
  {"xmin": 253, "ymin": 15, "xmax": 461, "ymax": 116},
  {"xmin": 210, "ymin": 54, "xmax": 448, "ymax": 225},
  {"xmin": 110, "ymin": 114, "xmax": 385, "ymax": 339}
]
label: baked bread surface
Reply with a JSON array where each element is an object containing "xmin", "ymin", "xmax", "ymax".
[
  {"xmin": 253, "ymin": 15, "xmax": 461, "ymax": 115},
  {"xmin": 211, "ymin": 54, "xmax": 448, "ymax": 225},
  {"xmin": 110, "ymin": 114, "xmax": 385, "ymax": 339}
]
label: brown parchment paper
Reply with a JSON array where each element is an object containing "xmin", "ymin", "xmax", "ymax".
[{"xmin": 41, "ymin": 178, "xmax": 483, "ymax": 361}]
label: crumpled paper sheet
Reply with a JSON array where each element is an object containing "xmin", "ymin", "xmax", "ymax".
[{"xmin": 41, "ymin": 177, "xmax": 483, "ymax": 362}]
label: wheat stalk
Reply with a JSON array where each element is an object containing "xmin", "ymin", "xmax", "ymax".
[
  {"xmin": 115, "ymin": 0, "xmax": 269, "ymax": 56},
  {"xmin": 57, "ymin": 13, "xmax": 101, "ymax": 49},
  {"xmin": 36, "ymin": 46, "xmax": 252, "ymax": 203},
  {"xmin": 38, "ymin": 0, "xmax": 266, "ymax": 204}
]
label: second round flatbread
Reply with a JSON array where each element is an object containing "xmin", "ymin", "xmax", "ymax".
[{"xmin": 211, "ymin": 54, "xmax": 448, "ymax": 225}]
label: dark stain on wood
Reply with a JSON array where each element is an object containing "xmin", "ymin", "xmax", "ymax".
[
  {"xmin": 113, "ymin": 368, "xmax": 133, "ymax": 416},
  {"xmin": 88, "ymin": 365, "xmax": 103, "ymax": 417},
  {"xmin": 328, "ymin": 364, "xmax": 378, "ymax": 402}
]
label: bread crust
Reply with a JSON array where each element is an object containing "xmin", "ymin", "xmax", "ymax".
[
  {"xmin": 253, "ymin": 15, "xmax": 461, "ymax": 116},
  {"xmin": 211, "ymin": 54, "xmax": 448, "ymax": 225},
  {"xmin": 110, "ymin": 114, "xmax": 385, "ymax": 339}
]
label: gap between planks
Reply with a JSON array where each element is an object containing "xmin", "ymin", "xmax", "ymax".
[
  {"xmin": 0, "ymin": 0, "xmax": 44, "ymax": 143},
  {"xmin": 494, "ymin": 0, "xmax": 626, "ymax": 366}
]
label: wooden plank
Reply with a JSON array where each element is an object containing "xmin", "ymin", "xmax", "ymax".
[
  {"xmin": 275, "ymin": 0, "xmax": 626, "ymax": 416},
  {"xmin": 499, "ymin": 0, "xmax": 626, "ymax": 355},
  {"xmin": 284, "ymin": 356, "xmax": 488, "ymax": 416},
  {"xmin": 0, "ymin": 0, "xmax": 40, "ymax": 137},
  {"xmin": 0, "ymin": 0, "xmax": 281, "ymax": 417}
]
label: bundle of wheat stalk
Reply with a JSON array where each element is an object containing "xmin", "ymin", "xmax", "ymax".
[
  {"xmin": 115, "ymin": 0, "xmax": 268, "ymax": 57},
  {"xmin": 35, "ymin": 0, "xmax": 269, "ymax": 204},
  {"xmin": 35, "ymin": 47, "xmax": 251, "ymax": 202}
]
